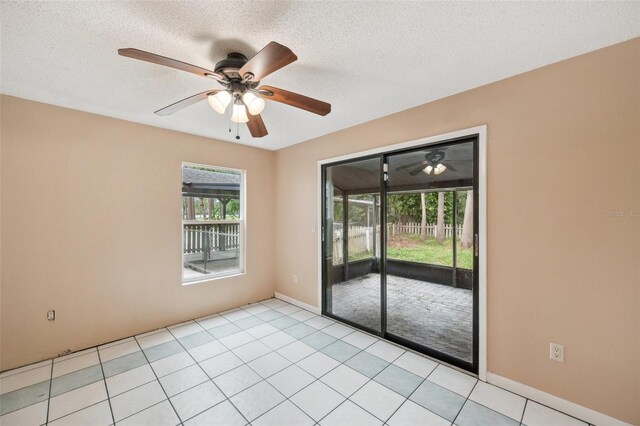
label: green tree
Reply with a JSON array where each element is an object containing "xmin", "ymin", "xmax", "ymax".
[
  {"xmin": 387, "ymin": 194, "xmax": 421, "ymax": 223},
  {"xmin": 460, "ymin": 190, "xmax": 474, "ymax": 249},
  {"xmin": 436, "ymin": 192, "xmax": 445, "ymax": 242}
]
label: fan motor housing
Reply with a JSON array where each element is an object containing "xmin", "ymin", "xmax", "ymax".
[{"xmin": 215, "ymin": 52, "xmax": 258, "ymax": 86}]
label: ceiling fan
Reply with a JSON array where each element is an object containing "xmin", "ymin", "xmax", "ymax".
[
  {"xmin": 118, "ymin": 41, "xmax": 331, "ymax": 140},
  {"xmin": 396, "ymin": 150, "xmax": 459, "ymax": 176}
]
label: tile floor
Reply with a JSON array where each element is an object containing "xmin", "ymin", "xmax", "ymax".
[{"xmin": 0, "ymin": 298, "xmax": 591, "ymax": 426}]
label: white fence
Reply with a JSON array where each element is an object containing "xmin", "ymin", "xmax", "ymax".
[
  {"xmin": 387, "ymin": 222, "xmax": 462, "ymax": 239},
  {"xmin": 333, "ymin": 225, "xmax": 377, "ymax": 263},
  {"xmin": 332, "ymin": 222, "xmax": 462, "ymax": 263}
]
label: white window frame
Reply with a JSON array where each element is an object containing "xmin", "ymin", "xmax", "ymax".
[{"xmin": 181, "ymin": 162, "xmax": 246, "ymax": 285}]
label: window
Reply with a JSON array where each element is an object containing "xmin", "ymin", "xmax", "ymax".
[{"xmin": 182, "ymin": 163, "xmax": 244, "ymax": 283}]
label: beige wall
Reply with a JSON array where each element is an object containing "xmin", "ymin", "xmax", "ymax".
[
  {"xmin": 0, "ymin": 96, "xmax": 276, "ymax": 370},
  {"xmin": 274, "ymin": 39, "xmax": 640, "ymax": 424}
]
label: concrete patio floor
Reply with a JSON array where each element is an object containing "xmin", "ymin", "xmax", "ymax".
[{"xmin": 330, "ymin": 273, "xmax": 473, "ymax": 362}]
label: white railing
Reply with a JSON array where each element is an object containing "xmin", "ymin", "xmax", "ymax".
[{"xmin": 183, "ymin": 221, "xmax": 240, "ymax": 255}]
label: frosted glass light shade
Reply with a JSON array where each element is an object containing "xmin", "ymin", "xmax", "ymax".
[
  {"xmin": 231, "ymin": 103, "xmax": 249, "ymax": 123},
  {"xmin": 423, "ymin": 165, "xmax": 433, "ymax": 174},
  {"xmin": 207, "ymin": 91, "xmax": 232, "ymax": 114},
  {"xmin": 433, "ymin": 163, "xmax": 447, "ymax": 175},
  {"xmin": 242, "ymin": 92, "xmax": 265, "ymax": 115}
]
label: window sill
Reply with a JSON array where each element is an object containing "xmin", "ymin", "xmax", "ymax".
[{"xmin": 182, "ymin": 271, "xmax": 245, "ymax": 286}]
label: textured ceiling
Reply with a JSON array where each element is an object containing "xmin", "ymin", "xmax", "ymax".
[{"xmin": 1, "ymin": 1, "xmax": 638, "ymax": 150}]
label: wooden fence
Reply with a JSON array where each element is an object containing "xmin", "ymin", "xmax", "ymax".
[
  {"xmin": 387, "ymin": 222, "xmax": 463, "ymax": 239},
  {"xmin": 183, "ymin": 221, "xmax": 240, "ymax": 256},
  {"xmin": 332, "ymin": 222, "xmax": 462, "ymax": 263},
  {"xmin": 333, "ymin": 225, "xmax": 376, "ymax": 263}
]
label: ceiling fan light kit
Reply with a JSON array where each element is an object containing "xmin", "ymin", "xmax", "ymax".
[
  {"xmin": 207, "ymin": 91, "xmax": 231, "ymax": 114},
  {"xmin": 231, "ymin": 100, "xmax": 249, "ymax": 123},
  {"xmin": 424, "ymin": 163, "xmax": 447, "ymax": 175},
  {"xmin": 118, "ymin": 41, "xmax": 331, "ymax": 140},
  {"xmin": 398, "ymin": 149, "xmax": 458, "ymax": 176},
  {"xmin": 242, "ymin": 92, "xmax": 265, "ymax": 115}
]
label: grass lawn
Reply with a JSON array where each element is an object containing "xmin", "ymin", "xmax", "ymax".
[
  {"xmin": 386, "ymin": 234, "xmax": 473, "ymax": 269},
  {"xmin": 347, "ymin": 251, "xmax": 372, "ymax": 262}
]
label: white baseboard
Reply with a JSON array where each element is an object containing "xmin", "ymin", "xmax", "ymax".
[
  {"xmin": 487, "ymin": 372, "xmax": 632, "ymax": 426},
  {"xmin": 274, "ymin": 292, "xmax": 321, "ymax": 314}
]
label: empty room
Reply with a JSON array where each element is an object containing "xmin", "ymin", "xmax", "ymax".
[{"xmin": 0, "ymin": 1, "xmax": 638, "ymax": 425}]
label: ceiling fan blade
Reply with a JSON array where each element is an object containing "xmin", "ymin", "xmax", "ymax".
[
  {"xmin": 445, "ymin": 164, "xmax": 458, "ymax": 172},
  {"xmin": 409, "ymin": 165, "xmax": 427, "ymax": 176},
  {"xmin": 239, "ymin": 42, "xmax": 297, "ymax": 82},
  {"xmin": 259, "ymin": 85, "xmax": 331, "ymax": 116},
  {"xmin": 395, "ymin": 160, "xmax": 428, "ymax": 171},
  {"xmin": 246, "ymin": 113, "xmax": 268, "ymax": 138},
  {"xmin": 118, "ymin": 48, "xmax": 226, "ymax": 82},
  {"xmin": 154, "ymin": 90, "xmax": 216, "ymax": 116}
]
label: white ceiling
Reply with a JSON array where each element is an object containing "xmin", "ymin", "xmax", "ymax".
[{"xmin": 1, "ymin": 1, "xmax": 638, "ymax": 150}]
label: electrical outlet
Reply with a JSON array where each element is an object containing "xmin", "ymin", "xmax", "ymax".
[
  {"xmin": 47, "ymin": 309, "xmax": 56, "ymax": 321},
  {"xmin": 549, "ymin": 342, "xmax": 564, "ymax": 362},
  {"xmin": 292, "ymin": 274, "xmax": 298, "ymax": 284}
]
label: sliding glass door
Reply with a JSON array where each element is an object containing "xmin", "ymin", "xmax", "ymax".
[
  {"xmin": 322, "ymin": 136, "xmax": 479, "ymax": 373},
  {"xmin": 322, "ymin": 157, "xmax": 382, "ymax": 333},
  {"xmin": 385, "ymin": 140, "xmax": 477, "ymax": 368}
]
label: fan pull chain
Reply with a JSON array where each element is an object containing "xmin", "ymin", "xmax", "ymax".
[{"xmin": 236, "ymin": 120, "xmax": 240, "ymax": 140}]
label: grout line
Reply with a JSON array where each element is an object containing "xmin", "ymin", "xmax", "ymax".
[
  {"xmin": 276, "ymin": 332, "xmax": 391, "ymax": 423},
  {"xmin": 4, "ymin": 301, "xmax": 371, "ymax": 424},
  {"xmin": 521, "ymin": 399, "xmax": 529, "ymax": 425},
  {"xmin": 451, "ymin": 379, "xmax": 480, "ymax": 425},
  {"xmin": 131, "ymin": 334, "xmax": 184, "ymax": 426},
  {"xmin": 370, "ymin": 351, "xmax": 445, "ymax": 424},
  {"xmin": 44, "ymin": 359, "xmax": 53, "ymax": 424},
  {"xmin": 521, "ymin": 399, "xmax": 590, "ymax": 426},
  {"xmin": 0, "ymin": 359, "xmax": 53, "ymax": 379},
  {"xmin": 198, "ymin": 306, "xmax": 363, "ymax": 423},
  {"xmin": 46, "ymin": 316, "xmax": 347, "ymax": 425},
  {"xmin": 8, "ymin": 301, "xmax": 404, "ymax": 425},
  {"xmin": 161, "ymin": 308, "xmax": 396, "ymax": 425},
  {"xmin": 110, "ymin": 399, "xmax": 174, "ymax": 425},
  {"xmin": 383, "ymin": 376, "xmax": 430, "ymax": 423},
  {"xmin": 248, "ymin": 342, "xmax": 353, "ymax": 423},
  {"xmin": 301, "ymin": 336, "xmax": 424, "ymax": 424},
  {"xmin": 95, "ymin": 364, "xmax": 204, "ymax": 423},
  {"xmin": 95, "ymin": 348, "xmax": 116, "ymax": 426},
  {"xmin": 43, "ymin": 392, "xmax": 110, "ymax": 424},
  {"xmin": 165, "ymin": 323, "xmax": 251, "ymax": 425},
  {"xmin": 459, "ymin": 391, "xmax": 526, "ymax": 425},
  {"xmin": 0, "ymin": 367, "xmax": 58, "ymax": 419},
  {"xmin": 45, "ymin": 399, "xmax": 111, "ymax": 426},
  {"xmin": 385, "ymin": 359, "xmax": 442, "ymax": 422},
  {"xmin": 222, "ymin": 349, "xmax": 303, "ymax": 420}
]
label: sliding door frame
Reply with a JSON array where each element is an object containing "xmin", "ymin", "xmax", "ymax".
[
  {"xmin": 382, "ymin": 139, "xmax": 478, "ymax": 373},
  {"xmin": 317, "ymin": 125, "xmax": 487, "ymax": 379},
  {"xmin": 320, "ymin": 153, "xmax": 384, "ymax": 337}
]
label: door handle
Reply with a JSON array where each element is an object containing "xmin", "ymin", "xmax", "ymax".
[{"xmin": 474, "ymin": 234, "xmax": 479, "ymax": 257}]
